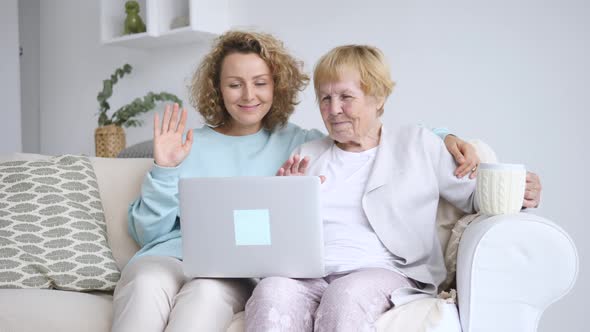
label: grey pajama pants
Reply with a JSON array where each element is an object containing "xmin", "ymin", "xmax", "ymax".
[{"xmin": 245, "ymin": 268, "xmax": 413, "ymax": 332}]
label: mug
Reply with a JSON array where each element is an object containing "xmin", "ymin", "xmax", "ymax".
[{"xmin": 475, "ymin": 163, "xmax": 526, "ymax": 215}]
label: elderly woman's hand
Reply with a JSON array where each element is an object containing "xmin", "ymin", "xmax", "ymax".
[
  {"xmin": 277, "ymin": 154, "xmax": 326, "ymax": 183},
  {"xmin": 276, "ymin": 154, "xmax": 309, "ymax": 176},
  {"xmin": 444, "ymin": 135, "xmax": 480, "ymax": 179},
  {"xmin": 523, "ymin": 171, "xmax": 542, "ymax": 208}
]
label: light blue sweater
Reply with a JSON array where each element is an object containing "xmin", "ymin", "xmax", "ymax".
[{"xmin": 127, "ymin": 123, "xmax": 449, "ymax": 262}]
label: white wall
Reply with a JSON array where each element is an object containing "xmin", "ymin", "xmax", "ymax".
[
  {"xmin": 0, "ymin": 0, "xmax": 22, "ymax": 153},
  {"xmin": 19, "ymin": 0, "xmax": 40, "ymax": 153},
  {"xmin": 38, "ymin": 1, "xmax": 589, "ymax": 331},
  {"xmin": 39, "ymin": 0, "xmax": 212, "ymax": 156}
]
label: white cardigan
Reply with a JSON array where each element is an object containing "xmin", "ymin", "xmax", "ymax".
[{"xmin": 293, "ymin": 125, "xmax": 477, "ymax": 304}]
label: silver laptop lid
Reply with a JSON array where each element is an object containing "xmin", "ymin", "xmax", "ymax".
[{"xmin": 179, "ymin": 176, "xmax": 324, "ymax": 278}]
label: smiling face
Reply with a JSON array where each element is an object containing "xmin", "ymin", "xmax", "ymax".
[
  {"xmin": 318, "ymin": 69, "xmax": 384, "ymax": 151},
  {"xmin": 218, "ymin": 52, "xmax": 274, "ymax": 136}
]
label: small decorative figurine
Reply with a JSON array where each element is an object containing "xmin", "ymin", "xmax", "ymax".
[{"xmin": 123, "ymin": 1, "xmax": 146, "ymax": 35}]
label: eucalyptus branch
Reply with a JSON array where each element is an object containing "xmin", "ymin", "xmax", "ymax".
[
  {"xmin": 112, "ymin": 92, "xmax": 183, "ymax": 127},
  {"xmin": 96, "ymin": 64, "xmax": 182, "ymax": 127}
]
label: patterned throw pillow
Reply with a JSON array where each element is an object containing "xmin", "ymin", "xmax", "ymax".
[{"xmin": 0, "ymin": 155, "xmax": 120, "ymax": 291}]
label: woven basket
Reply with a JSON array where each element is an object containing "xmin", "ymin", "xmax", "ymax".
[{"xmin": 95, "ymin": 125, "xmax": 126, "ymax": 158}]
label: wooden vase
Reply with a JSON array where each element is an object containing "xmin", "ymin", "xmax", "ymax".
[{"xmin": 95, "ymin": 125, "xmax": 126, "ymax": 158}]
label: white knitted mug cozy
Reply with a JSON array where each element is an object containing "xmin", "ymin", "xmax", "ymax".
[{"xmin": 475, "ymin": 163, "xmax": 526, "ymax": 215}]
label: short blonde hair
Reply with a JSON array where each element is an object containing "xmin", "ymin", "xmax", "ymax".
[
  {"xmin": 190, "ymin": 30, "xmax": 309, "ymax": 131},
  {"xmin": 313, "ymin": 45, "xmax": 395, "ymax": 115}
]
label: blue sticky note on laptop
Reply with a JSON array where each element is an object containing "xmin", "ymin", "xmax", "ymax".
[{"xmin": 233, "ymin": 209, "xmax": 271, "ymax": 246}]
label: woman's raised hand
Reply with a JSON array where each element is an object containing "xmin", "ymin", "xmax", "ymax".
[
  {"xmin": 153, "ymin": 103, "xmax": 194, "ymax": 168},
  {"xmin": 276, "ymin": 154, "xmax": 326, "ymax": 183},
  {"xmin": 277, "ymin": 154, "xmax": 309, "ymax": 176}
]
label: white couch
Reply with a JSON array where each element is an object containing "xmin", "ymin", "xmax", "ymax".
[{"xmin": 0, "ymin": 152, "xmax": 578, "ymax": 332}]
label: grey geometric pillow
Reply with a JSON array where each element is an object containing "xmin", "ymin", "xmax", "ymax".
[
  {"xmin": 0, "ymin": 155, "xmax": 120, "ymax": 291},
  {"xmin": 117, "ymin": 139, "xmax": 153, "ymax": 158}
]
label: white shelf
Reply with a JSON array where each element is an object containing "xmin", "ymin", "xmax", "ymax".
[{"xmin": 100, "ymin": 0, "xmax": 228, "ymax": 48}]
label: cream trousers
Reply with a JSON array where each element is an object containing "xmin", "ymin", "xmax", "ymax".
[{"xmin": 111, "ymin": 255, "xmax": 255, "ymax": 332}]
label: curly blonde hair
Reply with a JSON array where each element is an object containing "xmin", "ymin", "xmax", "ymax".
[{"xmin": 190, "ymin": 30, "xmax": 309, "ymax": 131}]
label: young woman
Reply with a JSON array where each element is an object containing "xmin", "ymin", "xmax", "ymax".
[{"xmin": 111, "ymin": 31, "xmax": 480, "ymax": 332}]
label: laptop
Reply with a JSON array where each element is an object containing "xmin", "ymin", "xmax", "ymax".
[{"xmin": 179, "ymin": 176, "xmax": 324, "ymax": 278}]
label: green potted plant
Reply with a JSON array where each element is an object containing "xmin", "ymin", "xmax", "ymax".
[{"xmin": 95, "ymin": 63, "xmax": 182, "ymax": 157}]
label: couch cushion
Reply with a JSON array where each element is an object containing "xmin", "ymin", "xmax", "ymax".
[
  {"xmin": 89, "ymin": 157, "xmax": 153, "ymax": 270},
  {"xmin": 0, "ymin": 289, "xmax": 113, "ymax": 332},
  {"xmin": 0, "ymin": 155, "xmax": 120, "ymax": 291}
]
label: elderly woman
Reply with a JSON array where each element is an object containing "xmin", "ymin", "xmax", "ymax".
[{"xmin": 244, "ymin": 45, "xmax": 542, "ymax": 331}]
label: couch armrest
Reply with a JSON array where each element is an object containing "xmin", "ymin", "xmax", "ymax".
[{"xmin": 456, "ymin": 213, "xmax": 578, "ymax": 332}]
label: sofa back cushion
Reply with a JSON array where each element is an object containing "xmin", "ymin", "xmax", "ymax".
[{"xmin": 89, "ymin": 157, "xmax": 153, "ymax": 270}]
